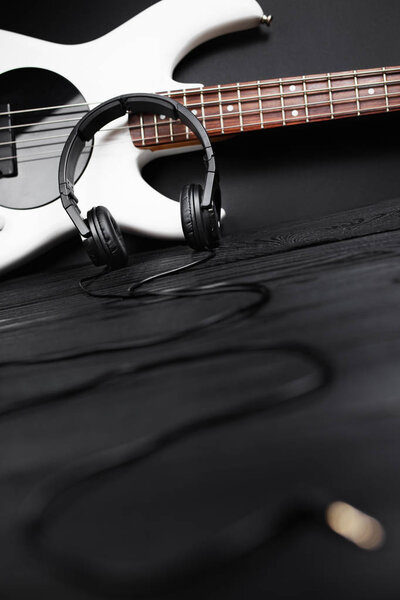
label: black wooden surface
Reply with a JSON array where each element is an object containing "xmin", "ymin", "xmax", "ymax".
[
  {"xmin": 2, "ymin": 1, "xmax": 400, "ymax": 597},
  {"xmin": 2, "ymin": 199, "xmax": 400, "ymax": 599}
]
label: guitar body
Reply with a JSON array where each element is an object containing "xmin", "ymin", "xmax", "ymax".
[{"xmin": 0, "ymin": 0, "xmax": 263, "ymax": 274}]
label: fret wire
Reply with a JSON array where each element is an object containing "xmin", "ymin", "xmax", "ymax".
[
  {"xmin": 12, "ymin": 85, "xmax": 397, "ymax": 147},
  {"xmin": 135, "ymin": 100, "xmax": 400, "ymax": 146},
  {"xmin": 168, "ymin": 92, "xmax": 174, "ymax": 142},
  {"xmin": 200, "ymin": 88, "xmax": 206, "ymax": 128},
  {"xmin": 4, "ymin": 77, "xmax": 400, "ymax": 134},
  {"xmin": 6, "ymin": 85, "xmax": 398, "ymax": 154},
  {"xmin": 354, "ymin": 70, "xmax": 361, "ymax": 116},
  {"xmin": 182, "ymin": 90, "xmax": 189, "ymax": 139},
  {"xmin": 3, "ymin": 72, "xmax": 398, "ymax": 121},
  {"xmin": 197, "ymin": 77, "xmax": 394, "ymax": 106},
  {"xmin": 302, "ymin": 75, "xmax": 309, "ymax": 123},
  {"xmin": 4, "ymin": 81, "xmax": 397, "ymax": 140},
  {"xmin": 14, "ymin": 75, "xmax": 398, "ymax": 145},
  {"xmin": 257, "ymin": 80, "xmax": 264, "ymax": 128},
  {"xmin": 327, "ymin": 73, "xmax": 334, "ymax": 119},
  {"xmin": 236, "ymin": 83, "xmax": 244, "ymax": 132},
  {"xmin": 134, "ymin": 89, "xmax": 399, "ymax": 137},
  {"xmin": 382, "ymin": 67, "xmax": 390, "ymax": 112},
  {"xmin": 7, "ymin": 100, "xmax": 400, "ymax": 161},
  {"xmin": 139, "ymin": 115, "xmax": 145, "ymax": 146},
  {"xmin": 279, "ymin": 78, "xmax": 286, "ymax": 125},
  {"xmin": 153, "ymin": 114, "xmax": 159, "ymax": 144},
  {"xmin": 178, "ymin": 77, "xmax": 399, "ymax": 112},
  {"xmin": 217, "ymin": 84, "xmax": 224, "ymax": 134},
  {"xmin": 162, "ymin": 66, "xmax": 400, "ymax": 99},
  {"xmin": 4, "ymin": 66, "xmax": 399, "ymax": 120}
]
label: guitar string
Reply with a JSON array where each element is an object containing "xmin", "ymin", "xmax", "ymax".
[
  {"xmin": 1, "ymin": 76, "xmax": 399, "ymax": 122},
  {"xmin": 126, "ymin": 90, "xmax": 400, "ymax": 136},
  {"xmin": 1, "ymin": 77, "xmax": 399, "ymax": 138},
  {"xmin": 3, "ymin": 100, "xmax": 400, "ymax": 165},
  {"xmin": 124, "ymin": 78, "xmax": 400, "ymax": 115},
  {"xmin": 2, "ymin": 80, "xmax": 400, "ymax": 149},
  {"xmin": 164, "ymin": 66, "xmax": 400, "ymax": 96},
  {"xmin": 1, "ymin": 85, "xmax": 399, "ymax": 161},
  {"xmin": 1, "ymin": 66, "xmax": 400, "ymax": 118},
  {"xmin": 12, "ymin": 86, "xmax": 400, "ymax": 147}
]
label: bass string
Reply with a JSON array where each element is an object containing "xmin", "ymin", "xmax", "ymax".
[
  {"xmin": 3, "ymin": 84, "xmax": 400, "ymax": 150},
  {"xmin": 1, "ymin": 76, "xmax": 400, "ymax": 142},
  {"xmin": 2, "ymin": 67, "xmax": 400, "ymax": 119},
  {"xmin": 2, "ymin": 98, "xmax": 400, "ymax": 165}
]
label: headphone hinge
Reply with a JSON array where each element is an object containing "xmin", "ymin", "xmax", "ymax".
[
  {"xmin": 60, "ymin": 181, "xmax": 90, "ymax": 237},
  {"xmin": 203, "ymin": 146, "xmax": 216, "ymax": 173}
]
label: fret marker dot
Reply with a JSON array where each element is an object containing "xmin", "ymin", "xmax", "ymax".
[
  {"xmin": 368, "ymin": 88, "xmax": 375, "ymax": 95},
  {"xmin": 226, "ymin": 105, "xmax": 234, "ymax": 112},
  {"xmin": 290, "ymin": 85, "xmax": 296, "ymax": 92},
  {"xmin": 160, "ymin": 114, "xmax": 166, "ymax": 120},
  {"xmin": 292, "ymin": 110, "xmax": 299, "ymax": 117},
  {"xmin": 191, "ymin": 109, "xmax": 198, "ymax": 115}
]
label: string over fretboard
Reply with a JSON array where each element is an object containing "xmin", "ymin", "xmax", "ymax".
[{"xmin": 129, "ymin": 66, "xmax": 400, "ymax": 149}]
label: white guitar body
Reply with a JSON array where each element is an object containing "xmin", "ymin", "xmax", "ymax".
[{"xmin": 0, "ymin": 0, "xmax": 263, "ymax": 274}]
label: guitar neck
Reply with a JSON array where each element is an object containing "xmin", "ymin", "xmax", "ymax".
[{"xmin": 130, "ymin": 66, "xmax": 400, "ymax": 150}]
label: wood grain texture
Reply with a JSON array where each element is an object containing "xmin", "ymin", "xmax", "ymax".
[{"xmin": 2, "ymin": 198, "xmax": 400, "ymax": 599}]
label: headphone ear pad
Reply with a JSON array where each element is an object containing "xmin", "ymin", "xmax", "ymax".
[
  {"xmin": 180, "ymin": 183, "xmax": 209, "ymax": 250},
  {"xmin": 180, "ymin": 184, "xmax": 221, "ymax": 251},
  {"xmin": 85, "ymin": 206, "xmax": 128, "ymax": 269},
  {"xmin": 180, "ymin": 184, "xmax": 197, "ymax": 249}
]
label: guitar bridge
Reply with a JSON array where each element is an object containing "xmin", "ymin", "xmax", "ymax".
[{"xmin": 0, "ymin": 103, "xmax": 17, "ymax": 178}]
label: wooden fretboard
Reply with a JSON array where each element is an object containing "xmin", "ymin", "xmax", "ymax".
[{"xmin": 129, "ymin": 66, "xmax": 400, "ymax": 149}]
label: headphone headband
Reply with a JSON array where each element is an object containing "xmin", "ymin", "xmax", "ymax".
[{"xmin": 58, "ymin": 93, "xmax": 218, "ymax": 237}]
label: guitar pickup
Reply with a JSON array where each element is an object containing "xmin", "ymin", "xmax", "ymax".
[{"xmin": 0, "ymin": 103, "xmax": 17, "ymax": 178}]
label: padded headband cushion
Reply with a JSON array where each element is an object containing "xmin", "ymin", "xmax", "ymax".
[
  {"xmin": 89, "ymin": 206, "xmax": 128, "ymax": 268},
  {"xmin": 60, "ymin": 94, "xmax": 213, "ymax": 203}
]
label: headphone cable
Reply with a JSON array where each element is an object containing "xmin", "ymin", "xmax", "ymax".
[
  {"xmin": 21, "ymin": 343, "xmax": 332, "ymax": 597},
  {"xmin": 2, "ymin": 253, "xmax": 270, "ymax": 370}
]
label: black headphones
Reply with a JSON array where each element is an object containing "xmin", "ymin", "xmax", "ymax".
[{"xmin": 58, "ymin": 93, "xmax": 222, "ymax": 269}]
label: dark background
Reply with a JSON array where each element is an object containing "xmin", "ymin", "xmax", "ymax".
[
  {"xmin": 3, "ymin": 0, "xmax": 400, "ymax": 270},
  {"xmin": 2, "ymin": 2, "xmax": 400, "ymax": 600}
]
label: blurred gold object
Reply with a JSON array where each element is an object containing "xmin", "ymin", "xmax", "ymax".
[{"xmin": 326, "ymin": 501, "xmax": 385, "ymax": 550}]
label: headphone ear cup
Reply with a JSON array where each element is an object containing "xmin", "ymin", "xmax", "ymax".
[
  {"xmin": 180, "ymin": 184, "xmax": 221, "ymax": 251},
  {"xmin": 84, "ymin": 206, "xmax": 128, "ymax": 269},
  {"xmin": 180, "ymin": 184, "xmax": 199, "ymax": 250},
  {"xmin": 181, "ymin": 183, "xmax": 212, "ymax": 251}
]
